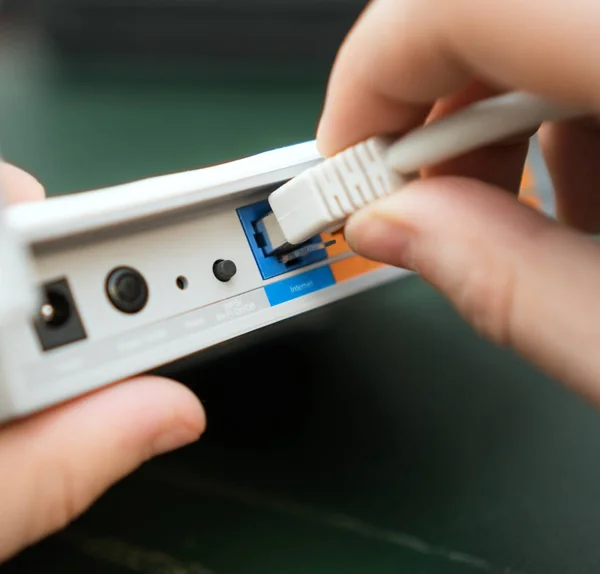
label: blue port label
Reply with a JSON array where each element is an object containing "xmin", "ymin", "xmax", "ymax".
[{"xmin": 264, "ymin": 266, "xmax": 336, "ymax": 306}]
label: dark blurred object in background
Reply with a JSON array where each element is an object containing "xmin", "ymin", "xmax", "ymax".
[
  {"xmin": 0, "ymin": 0, "xmax": 19, "ymax": 12},
  {"xmin": 10, "ymin": 0, "xmax": 367, "ymax": 71},
  {"xmin": 0, "ymin": 0, "xmax": 26, "ymax": 16}
]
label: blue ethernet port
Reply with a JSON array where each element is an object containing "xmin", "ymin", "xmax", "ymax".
[{"xmin": 237, "ymin": 199, "xmax": 328, "ymax": 280}]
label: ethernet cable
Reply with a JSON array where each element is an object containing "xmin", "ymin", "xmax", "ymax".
[{"xmin": 262, "ymin": 91, "xmax": 585, "ymax": 251}]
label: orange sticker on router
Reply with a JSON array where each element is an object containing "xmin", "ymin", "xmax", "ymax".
[
  {"xmin": 330, "ymin": 256, "xmax": 386, "ymax": 283},
  {"xmin": 321, "ymin": 230, "xmax": 350, "ymax": 257},
  {"xmin": 319, "ymin": 230, "xmax": 386, "ymax": 283},
  {"xmin": 519, "ymin": 163, "xmax": 542, "ymax": 209},
  {"xmin": 521, "ymin": 163, "xmax": 535, "ymax": 191}
]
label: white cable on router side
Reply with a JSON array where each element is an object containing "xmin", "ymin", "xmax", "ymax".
[{"xmin": 266, "ymin": 91, "xmax": 584, "ymax": 247}]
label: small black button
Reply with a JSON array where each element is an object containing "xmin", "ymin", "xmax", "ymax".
[
  {"xmin": 106, "ymin": 267, "xmax": 149, "ymax": 313},
  {"xmin": 213, "ymin": 259, "xmax": 237, "ymax": 282}
]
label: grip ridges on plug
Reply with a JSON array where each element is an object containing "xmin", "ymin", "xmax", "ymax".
[
  {"xmin": 308, "ymin": 136, "xmax": 401, "ymax": 223},
  {"xmin": 330, "ymin": 156, "xmax": 357, "ymax": 211},
  {"xmin": 350, "ymin": 144, "xmax": 376, "ymax": 204},
  {"xmin": 309, "ymin": 169, "xmax": 337, "ymax": 221}
]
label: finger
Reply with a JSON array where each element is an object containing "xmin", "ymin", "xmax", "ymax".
[
  {"xmin": 317, "ymin": 0, "xmax": 600, "ymax": 157},
  {"xmin": 538, "ymin": 118, "xmax": 600, "ymax": 233},
  {"xmin": 0, "ymin": 163, "xmax": 45, "ymax": 204},
  {"xmin": 344, "ymin": 177, "xmax": 600, "ymax": 405},
  {"xmin": 422, "ymin": 81, "xmax": 531, "ymax": 194},
  {"xmin": 0, "ymin": 376, "xmax": 205, "ymax": 562}
]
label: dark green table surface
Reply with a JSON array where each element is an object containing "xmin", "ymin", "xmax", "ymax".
[{"xmin": 3, "ymin": 26, "xmax": 600, "ymax": 574}]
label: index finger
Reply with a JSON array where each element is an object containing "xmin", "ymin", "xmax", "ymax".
[{"xmin": 316, "ymin": 0, "xmax": 600, "ymax": 156}]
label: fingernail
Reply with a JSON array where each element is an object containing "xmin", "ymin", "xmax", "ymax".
[
  {"xmin": 152, "ymin": 425, "xmax": 201, "ymax": 456},
  {"xmin": 345, "ymin": 209, "xmax": 414, "ymax": 270}
]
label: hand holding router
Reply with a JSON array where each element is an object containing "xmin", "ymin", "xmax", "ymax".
[{"xmin": 262, "ymin": 91, "xmax": 584, "ymax": 252}]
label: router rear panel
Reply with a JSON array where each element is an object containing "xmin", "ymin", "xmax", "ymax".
[
  {"xmin": 0, "ymin": 135, "xmax": 551, "ymax": 422},
  {"xmin": 6, "ymin": 179, "xmax": 406, "ymax": 420},
  {"xmin": 0, "ymin": 138, "xmax": 549, "ymax": 422}
]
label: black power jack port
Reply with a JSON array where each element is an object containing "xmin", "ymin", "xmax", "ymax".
[{"xmin": 34, "ymin": 278, "xmax": 87, "ymax": 351}]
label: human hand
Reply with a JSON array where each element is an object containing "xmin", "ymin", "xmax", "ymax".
[
  {"xmin": 0, "ymin": 164, "xmax": 205, "ymax": 561},
  {"xmin": 317, "ymin": 0, "xmax": 600, "ymax": 403}
]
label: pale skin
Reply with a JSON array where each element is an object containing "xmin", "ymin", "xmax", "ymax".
[{"xmin": 1, "ymin": 0, "xmax": 600, "ymax": 563}]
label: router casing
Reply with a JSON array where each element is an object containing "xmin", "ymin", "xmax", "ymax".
[{"xmin": 0, "ymin": 141, "xmax": 407, "ymax": 422}]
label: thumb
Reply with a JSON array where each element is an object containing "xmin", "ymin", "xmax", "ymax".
[
  {"xmin": 344, "ymin": 177, "xmax": 600, "ymax": 403},
  {"xmin": 0, "ymin": 376, "xmax": 205, "ymax": 562}
]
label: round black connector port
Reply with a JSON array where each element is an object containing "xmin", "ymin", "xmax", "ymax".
[
  {"xmin": 105, "ymin": 266, "xmax": 149, "ymax": 314},
  {"xmin": 213, "ymin": 259, "xmax": 237, "ymax": 282}
]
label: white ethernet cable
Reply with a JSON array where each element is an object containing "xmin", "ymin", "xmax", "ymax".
[{"xmin": 264, "ymin": 91, "xmax": 585, "ymax": 249}]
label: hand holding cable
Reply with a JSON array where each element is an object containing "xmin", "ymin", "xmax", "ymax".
[
  {"xmin": 267, "ymin": 92, "xmax": 583, "ymax": 245},
  {"xmin": 315, "ymin": 0, "xmax": 600, "ymax": 405}
]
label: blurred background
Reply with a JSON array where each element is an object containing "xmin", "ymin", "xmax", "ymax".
[
  {"xmin": 0, "ymin": 0, "xmax": 367, "ymax": 194},
  {"xmin": 2, "ymin": 3, "xmax": 600, "ymax": 574},
  {"xmin": 3, "ymin": 0, "xmax": 366, "ymax": 68}
]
